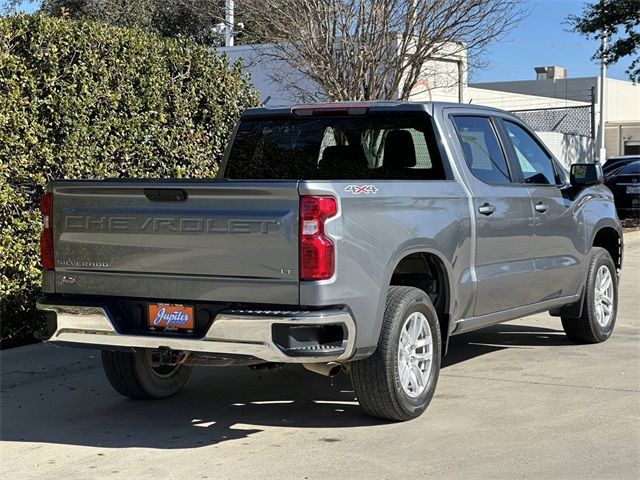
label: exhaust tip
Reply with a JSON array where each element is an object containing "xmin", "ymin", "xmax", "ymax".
[{"xmin": 303, "ymin": 362, "xmax": 342, "ymax": 377}]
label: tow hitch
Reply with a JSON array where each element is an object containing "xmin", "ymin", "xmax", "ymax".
[{"xmin": 148, "ymin": 348, "xmax": 190, "ymax": 366}]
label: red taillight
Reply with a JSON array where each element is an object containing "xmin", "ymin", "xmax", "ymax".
[
  {"xmin": 39, "ymin": 193, "xmax": 54, "ymax": 270},
  {"xmin": 299, "ymin": 195, "xmax": 338, "ymax": 281}
]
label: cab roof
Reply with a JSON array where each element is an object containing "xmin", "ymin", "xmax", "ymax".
[{"xmin": 241, "ymin": 100, "xmax": 508, "ymax": 118}]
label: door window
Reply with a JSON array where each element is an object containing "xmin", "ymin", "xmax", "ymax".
[
  {"xmin": 502, "ymin": 121, "xmax": 559, "ymax": 185},
  {"xmin": 452, "ymin": 116, "xmax": 511, "ymax": 185}
]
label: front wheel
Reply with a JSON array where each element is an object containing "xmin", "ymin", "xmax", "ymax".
[
  {"xmin": 562, "ymin": 247, "xmax": 618, "ymax": 344},
  {"xmin": 101, "ymin": 349, "xmax": 192, "ymax": 399},
  {"xmin": 351, "ymin": 286, "xmax": 441, "ymax": 421}
]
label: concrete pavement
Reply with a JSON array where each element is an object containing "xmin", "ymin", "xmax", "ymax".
[{"xmin": 1, "ymin": 232, "xmax": 639, "ymax": 480}]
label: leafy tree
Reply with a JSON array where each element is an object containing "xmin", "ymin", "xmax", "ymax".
[
  {"xmin": 39, "ymin": 0, "xmax": 223, "ymax": 45},
  {"xmin": 1, "ymin": 0, "xmax": 271, "ymax": 46},
  {"xmin": 0, "ymin": 14, "xmax": 258, "ymax": 346},
  {"xmin": 568, "ymin": 0, "xmax": 640, "ymax": 82}
]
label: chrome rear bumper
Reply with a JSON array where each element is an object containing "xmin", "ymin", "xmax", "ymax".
[{"xmin": 36, "ymin": 302, "xmax": 356, "ymax": 363}]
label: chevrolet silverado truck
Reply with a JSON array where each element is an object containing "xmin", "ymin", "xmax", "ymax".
[{"xmin": 36, "ymin": 102, "xmax": 623, "ymax": 421}]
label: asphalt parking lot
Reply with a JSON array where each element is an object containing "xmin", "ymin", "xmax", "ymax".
[{"xmin": 2, "ymin": 232, "xmax": 639, "ymax": 480}]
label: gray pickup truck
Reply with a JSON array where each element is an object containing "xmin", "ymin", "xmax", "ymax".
[{"xmin": 37, "ymin": 101, "xmax": 623, "ymax": 421}]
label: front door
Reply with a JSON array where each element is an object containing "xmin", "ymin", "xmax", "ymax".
[{"xmin": 499, "ymin": 119, "xmax": 584, "ymax": 303}]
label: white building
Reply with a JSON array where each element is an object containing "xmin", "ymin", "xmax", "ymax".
[{"xmin": 218, "ymin": 42, "xmax": 467, "ymax": 105}]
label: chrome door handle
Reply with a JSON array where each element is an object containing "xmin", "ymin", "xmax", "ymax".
[
  {"xmin": 478, "ymin": 203, "xmax": 496, "ymax": 216},
  {"xmin": 535, "ymin": 202, "xmax": 548, "ymax": 213}
]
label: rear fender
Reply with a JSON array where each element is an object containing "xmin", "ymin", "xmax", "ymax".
[{"xmin": 372, "ymin": 241, "xmax": 455, "ymax": 353}]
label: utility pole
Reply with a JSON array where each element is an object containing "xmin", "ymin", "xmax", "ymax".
[
  {"xmin": 598, "ymin": 34, "xmax": 607, "ymax": 163},
  {"xmin": 225, "ymin": 0, "xmax": 235, "ymax": 47},
  {"xmin": 590, "ymin": 86, "xmax": 596, "ymax": 142}
]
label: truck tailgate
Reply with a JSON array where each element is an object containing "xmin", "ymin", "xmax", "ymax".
[{"xmin": 50, "ymin": 180, "xmax": 299, "ymax": 304}]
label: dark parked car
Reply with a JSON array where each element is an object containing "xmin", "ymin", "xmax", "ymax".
[{"xmin": 604, "ymin": 156, "xmax": 640, "ymax": 218}]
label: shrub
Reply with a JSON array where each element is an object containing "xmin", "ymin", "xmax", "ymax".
[{"xmin": 0, "ymin": 14, "xmax": 259, "ymax": 347}]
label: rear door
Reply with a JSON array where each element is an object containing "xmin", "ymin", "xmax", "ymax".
[
  {"xmin": 450, "ymin": 114, "xmax": 535, "ymax": 317},
  {"xmin": 498, "ymin": 119, "xmax": 584, "ymax": 303},
  {"xmin": 51, "ymin": 180, "xmax": 300, "ymax": 304}
]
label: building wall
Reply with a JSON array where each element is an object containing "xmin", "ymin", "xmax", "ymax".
[
  {"xmin": 467, "ymin": 87, "xmax": 589, "ymax": 110},
  {"xmin": 471, "ymin": 77, "xmax": 640, "ymax": 121},
  {"xmin": 218, "ymin": 42, "xmax": 468, "ymax": 105},
  {"xmin": 537, "ymin": 132, "xmax": 594, "ymax": 167},
  {"xmin": 605, "ymin": 79, "xmax": 640, "ymax": 123},
  {"xmin": 406, "ymin": 42, "xmax": 467, "ymax": 103},
  {"xmin": 471, "ymin": 77, "xmax": 596, "ymax": 104},
  {"xmin": 471, "ymin": 76, "xmax": 640, "ymax": 160},
  {"xmin": 605, "ymin": 123, "xmax": 640, "ymax": 157},
  {"xmin": 219, "ymin": 45, "xmax": 319, "ymax": 106},
  {"xmin": 406, "ymin": 57, "xmax": 465, "ymax": 102}
]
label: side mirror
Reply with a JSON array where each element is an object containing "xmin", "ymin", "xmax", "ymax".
[{"xmin": 570, "ymin": 163, "xmax": 604, "ymax": 188}]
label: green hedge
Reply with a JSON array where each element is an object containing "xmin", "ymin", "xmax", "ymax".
[{"xmin": 0, "ymin": 14, "xmax": 258, "ymax": 347}]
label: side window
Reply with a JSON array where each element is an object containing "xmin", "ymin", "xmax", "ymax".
[
  {"xmin": 502, "ymin": 121, "xmax": 559, "ymax": 185},
  {"xmin": 452, "ymin": 116, "xmax": 511, "ymax": 184}
]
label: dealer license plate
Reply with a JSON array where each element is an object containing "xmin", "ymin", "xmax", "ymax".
[
  {"xmin": 148, "ymin": 303, "xmax": 194, "ymax": 332},
  {"xmin": 626, "ymin": 185, "xmax": 640, "ymax": 194}
]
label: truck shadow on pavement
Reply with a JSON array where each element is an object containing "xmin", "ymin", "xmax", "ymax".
[
  {"xmin": 443, "ymin": 322, "xmax": 574, "ymax": 368},
  {"xmin": 1, "ymin": 322, "xmax": 572, "ymax": 449}
]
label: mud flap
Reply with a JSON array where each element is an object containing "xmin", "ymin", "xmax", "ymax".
[{"xmin": 549, "ymin": 286, "xmax": 585, "ymax": 319}]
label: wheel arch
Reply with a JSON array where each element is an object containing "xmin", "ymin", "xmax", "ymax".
[
  {"xmin": 591, "ymin": 225, "xmax": 623, "ymax": 272},
  {"xmin": 378, "ymin": 244, "xmax": 454, "ymax": 355},
  {"xmin": 551, "ymin": 223, "xmax": 622, "ymax": 319}
]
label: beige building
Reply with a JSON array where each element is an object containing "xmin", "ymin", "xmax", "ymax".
[
  {"xmin": 472, "ymin": 72, "xmax": 640, "ymax": 159},
  {"xmin": 606, "ymin": 121, "xmax": 640, "ymax": 156}
]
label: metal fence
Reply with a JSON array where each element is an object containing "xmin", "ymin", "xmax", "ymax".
[{"xmin": 510, "ymin": 105, "xmax": 593, "ymax": 138}]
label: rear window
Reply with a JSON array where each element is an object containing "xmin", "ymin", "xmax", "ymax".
[
  {"xmin": 621, "ymin": 160, "xmax": 640, "ymax": 174},
  {"xmin": 224, "ymin": 115, "xmax": 447, "ymax": 180},
  {"xmin": 609, "ymin": 160, "xmax": 640, "ymax": 177},
  {"xmin": 604, "ymin": 158, "xmax": 639, "ymax": 176}
]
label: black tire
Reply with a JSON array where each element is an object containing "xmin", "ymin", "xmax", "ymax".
[
  {"xmin": 101, "ymin": 349, "xmax": 192, "ymax": 399},
  {"xmin": 351, "ymin": 286, "xmax": 441, "ymax": 421},
  {"xmin": 562, "ymin": 247, "xmax": 618, "ymax": 344}
]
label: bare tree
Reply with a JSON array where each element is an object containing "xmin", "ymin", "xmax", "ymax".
[{"xmin": 235, "ymin": 0, "xmax": 526, "ymax": 101}]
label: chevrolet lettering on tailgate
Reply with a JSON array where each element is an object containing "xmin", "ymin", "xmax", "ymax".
[{"xmin": 64, "ymin": 215, "xmax": 280, "ymax": 234}]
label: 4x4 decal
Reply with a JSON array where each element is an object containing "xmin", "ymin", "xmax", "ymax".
[{"xmin": 344, "ymin": 184, "xmax": 379, "ymax": 195}]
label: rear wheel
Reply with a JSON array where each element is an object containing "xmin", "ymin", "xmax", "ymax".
[
  {"xmin": 351, "ymin": 286, "xmax": 441, "ymax": 421},
  {"xmin": 101, "ymin": 349, "xmax": 192, "ymax": 399},
  {"xmin": 562, "ymin": 247, "xmax": 618, "ymax": 344}
]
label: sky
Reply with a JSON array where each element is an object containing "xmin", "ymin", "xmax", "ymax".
[
  {"xmin": 5, "ymin": 0, "xmax": 633, "ymax": 84},
  {"xmin": 473, "ymin": 0, "xmax": 629, "ymax": 82}
]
